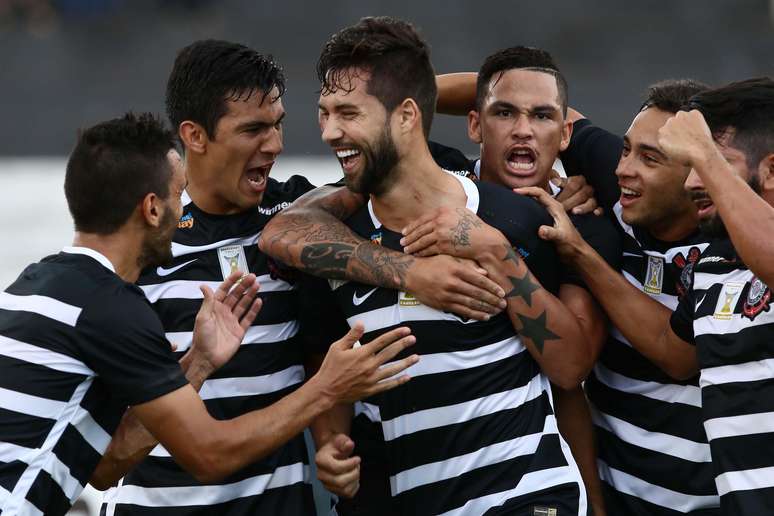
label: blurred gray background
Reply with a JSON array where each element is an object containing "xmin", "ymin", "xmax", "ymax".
[{"xmin": 1, "ymin": 0, "xmax": 773, "ymax": 158}]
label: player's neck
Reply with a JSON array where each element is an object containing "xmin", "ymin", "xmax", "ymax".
[
  {"xmin": 647, "ymin": 211, "xmax": 698, "ymax": 243},
  {"xmin": 370, "ymin": 148, "xmax": 468, "ymax": 231},
  {"xmin": 72, "ymin": 231, "xmax": 143, "ymax": 283}
]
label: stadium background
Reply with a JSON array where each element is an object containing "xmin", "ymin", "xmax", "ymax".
[{"xmin": 0, "ymin": 0, "xmax": 772, "ymax": 514}]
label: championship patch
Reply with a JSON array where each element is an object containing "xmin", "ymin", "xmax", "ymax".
[
  {"xmin": 644, "ymin": 255, "xmax": 664, "ymax": 295},
  {"xmin": 714, "ymin": 282, "xmax": 745, "ymax": 320},
  {"xmin": 743, "ymin": 276, "xmax": 771, "ymax": 321},
  {"xmin": 217, "ymin": 245, "xmax": 249, "ymax": 279},
  {"xmin": 398, "ymin": 291, "xmax": 420, "ymax": 307},
  {"xmin": 533, "ymin": 507, "xmax": 558, "ymax": 516}
]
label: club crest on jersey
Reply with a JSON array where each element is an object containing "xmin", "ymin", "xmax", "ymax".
[
  {"xmin": 743, "ymin": 276, "xmax": 771, "ymax": 320},
  {"xmin": 672, "ymin": 246, "xmax": 701, "ymax": 298},
  {"xmin": 714, "ymin": 282, "xmax": 745, "ymax": 320},
  {"xmin": 399, "ymin": 291, "xmax": 420, "ymax": 307},
  {"xmin": 370, "ymin": 231, "xmax": 383, "ymax": 245},
  {"xmin": 177, "ymin": 212, "xmax": 194, "ymax": 229},
  {"xmin": 644, "ymin": 255, "xmax": 664, "ymax": 295},
  {"xmin": 217, "ymin": 245, "xmax": 249, "ymax": 279}
]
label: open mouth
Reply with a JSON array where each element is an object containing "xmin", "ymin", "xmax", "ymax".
[
  {"xmin": 506, "ymin": 147, "xmax": 537, "ymax": 174},
  {"xmin": 245, "ymin": 164, "xmax": 271, "ymax": 193},
  {"xmin": 692, "ymin": 196, "xmax": 715, "ymax": 217},
  {"xmin": 335, "ymin": 148, "xmax": 362, "ymax": 173},
  {"xmin": 620, "ymin": 186, "xmax": 642, "ymax": 200}
]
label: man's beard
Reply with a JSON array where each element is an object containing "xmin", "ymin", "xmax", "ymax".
[
  {"xmin": 348, "ymin": 124, "xmax": 399, "ymax": 196},
  {"xmin": 695, "ymin": 171, "xmax": 761, "ymax": 239},
  {"xmin": 138, "ymin": 206, "xmax": 178, "ymax": 269}
]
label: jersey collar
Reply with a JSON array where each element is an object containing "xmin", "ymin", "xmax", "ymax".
[{"xmin": 61, "ymin": 246, "xmax": 116, "ymax": 273}]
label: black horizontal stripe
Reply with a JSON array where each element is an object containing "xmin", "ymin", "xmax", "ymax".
[
  {"xmin": 719, "ymin": 485, "xmax": 774, "ymax": 515},
  {"xmin": 598, "ymin": 338, "xmax": 699, "ymax": 386},
  {"xmin": 0, "ymin": 407, "xmax": 55, "ymax": 449},
  {"xmin": 0, "ymin": 354, "xmax": 85, "ymax": 403},
  {"xmin": 709, "ymin": 431, "xmax": 774, "ymax": 473},
  {"xmin": 697, "ymin": 327, "xmax": 774, "ymax": 369},
  {"xmin": 386, "ymin": 392, "xmax": 553, "ymax": 475},
  {"xmin": 26, "ymin": 468, "xmax": 72, "ymax": 516},
  {"xmin": 207, "ymin": 336, "xmax": 304, "ymax": 381},
  {"xmin": 124, "ymin": 434, "xmax": 308, "ymax": 488},
  {"xmin": 482, "ymin": 482, "xmax": 580, "ymax": 515},
  {"xmin": 595, "ymin": 426, "xmax": 716, "ymax": 496},
  {"xmin": 0, "ymin": 459, "xmax": 26, "ymax": 492},
  {"xmin": 701, "ymin": 379, "xmax": 774, "ymax": 421},
  {"xmin": 587, "ymin": 376, "xmax": 708, "ymax": 442},
  {"xmin": 602, "ymin": 483, "xmax": 718, "ymax": 516},
  {"xmin": 53, "ymin": 424, "xmax": 103, "ymax": 484},
  {"xmin": 201, "ymin": 382, "xmax": 302, "ymax": 421}
]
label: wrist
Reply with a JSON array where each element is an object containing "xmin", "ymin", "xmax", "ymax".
[
  {"xmin": 305, "ymin": 374, "xmax": 337, "ymax": 414},
  {"xmin": 180, "ymin": 350, "xmax": 216, "ymax": 385}
]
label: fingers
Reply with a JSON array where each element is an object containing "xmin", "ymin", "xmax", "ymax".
[
  {"xmin": 214, "ymin": 270, "xmax": 244, "ymax": 302},
  {"xmin": 232, "ymin": 280, "xmax": 260, "ymax": 319},
  {"xmin": 222, "ymin": 273, "xmax": 257, "ymax": 310},
  {"xmin": 516, "ymin": 186, "xmax": 567, "ymax": 221},
  {"xmin": 402, "ymin": 233, "xmax": 440, "ymax": 256},
  {"xmin": 316, "ymin": 441, "xmax": 361, "ymax": 498},
  {"xmin": 560, "ymin": 184, "xmax": 595, "ymax": 214},
  {"xmin": 538, "ymin": 224, "xmax": 561, "ymax": 241},
  {"xmin": 331, "ymin": 433, "xmax": 355, "ymax": 458},
  {"xmin": 361, "ymin": 326, "xmax": 412, "ymax": 354},
  {"xmin": 593, "ymin": 206, "xmax": 604, "ymax": 217},
  {"xmin": 239, "ymin": 297, "xmax": 263, "ymax": 331},
  {"xmin": 453, "ymin": 265, "xmax": 506, "ymax": 305},
  {"xmin": 400, "ymin": 221, "xmax": 436, "ymax": 251},
  {"xmin": 570, "ymin": 195, "xmax": 599, "ymax": 215},
  {"xmin": 334, "ymin": 322, "xmax": 366, "ymax": 351},
  {"xmin": 374, "ymin": 335, "xmax": 418, "ymax": 364},
  {"xmin": 443, "ymin": 303, "xmax": 493, "ymax": 322},
  {"xmin": 401, "ymin": 212, "xmax": 438, "ymax": 237},
  {"xmin": 365, "ymin": 373, "xmax": 412, "ymax": 396},
  {"xmin": 374, "ymin": 354, "xmax": 420, "ymax": 382}
]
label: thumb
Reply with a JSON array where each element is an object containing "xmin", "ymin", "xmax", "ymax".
[
  {"xmin": 332, "ymin": 433, "xmax": 355, "ymax": 458},
  {"xmin": 538, "ymin": 224, "xmax": 561, "ymax": 242},
  {"xmin": 199, "ymin": 285, "xmax": 214, "ymax": 310},
  {"xmin": 336, "ymin": 322, "xmax": 365, "ymax": 350}
]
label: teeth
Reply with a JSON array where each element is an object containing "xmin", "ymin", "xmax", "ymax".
[
  {"xmin": 621, "ymin": 187, "xmax": 640, "ymax": 196},
  {"xmin": 336, "ymin": 149, "xmax": 360, "ymax": 158},
  {"xmin": 508, "ymin": 160, "xmax": 535, "ymax": 170}
]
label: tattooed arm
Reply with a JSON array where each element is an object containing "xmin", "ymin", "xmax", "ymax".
[
  {"xmin": 259, "ymin": 185, "xmax": 506, "ymax": 320},
  {"xmin": 402, "ymin": 207, "xmax": 592, "ymax": 388}
]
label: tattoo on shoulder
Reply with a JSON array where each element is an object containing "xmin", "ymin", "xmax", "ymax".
[
  {"xmin": 351, "ymin": 244, "xmax": 415, "ymax": 290},
  {"xmin": 517, "ymin": 311, "xmax": 559, "ymax": 354},
  {"xmin": 300, "ymin": 243, "xmax": 355, "ymax": 279}
]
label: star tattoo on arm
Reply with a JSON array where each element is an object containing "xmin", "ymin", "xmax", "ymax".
[
  {"xmin": 517, "ymin": 311, "xmax": 559, "ymax": 354},
  {"xmin": 501, "ymin": 243, "xmax": 541, "ymax": 306}
]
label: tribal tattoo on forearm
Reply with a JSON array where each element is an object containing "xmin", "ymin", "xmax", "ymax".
[{"xmin": 500, "ymin": 244, "xmax": 558, "ymax": 354}]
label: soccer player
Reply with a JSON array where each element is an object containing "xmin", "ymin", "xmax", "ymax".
[
  {"xmin": 96, "ymin": 40, "xmax": 497, "ymax": 516},
  {"xmin": 520, "ymin": 79, "xmax": 725, "ymax": 516},
  {"xmin": 0, "ymin": 112, "xmax": 416, "ymax": 516},
  {"xmin": 659, "ymin": 77, "xmax": 774, "ymax": 515},
  {"xmin": 266, "ymin": 16, "xmax": 592, "ymax": 515}
]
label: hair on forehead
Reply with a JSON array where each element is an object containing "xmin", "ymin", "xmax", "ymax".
[{"xmin": 639, "ymin": 79, "xmax": 709, "ymax": 114}]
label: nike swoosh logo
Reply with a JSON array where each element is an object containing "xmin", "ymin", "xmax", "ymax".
[
  {"xmin": 695, "ymin": 293, "xmax": 708, "ymax": 310},
  {"xmin": 353, "ymin": 287, "xmax": 379, "ymax": 306},
  {"xmin": 156, "ymin": 259, "xmax": 197, "ymax": 277}
]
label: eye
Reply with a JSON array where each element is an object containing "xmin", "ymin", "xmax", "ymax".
[
  {"xmin": 535, "ymin": 113, "xmax": 551, "ymax": 121},
  {"xmin": 643, "ymin": 154, "xmax": 660, "ymax": 165},
  {"xmin": 621, "ymin": 145, "xmax": 631, "ymax": 157},
  {"xmin": 496, "ymin": 109, "xmax": 512, "ymax": 118}
]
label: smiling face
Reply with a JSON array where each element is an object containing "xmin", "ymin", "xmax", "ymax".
[
  {"xmin": 196, "ymin": 87, "xmax": 284, "ymax": 213},
  {"xmin": 616, "ymin": 108, "xmax": 696, "ymax": 236},
  {"xmin": 470, "ymin": 69, "xmax": 571, "ymax": 190},
  {"xmin": 318, "ymin": 70, "xmax": 400, "ymax": 195}
]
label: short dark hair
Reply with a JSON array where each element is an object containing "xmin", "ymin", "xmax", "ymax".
[
  {"xmin": 476, "ymin": 46, "xmax": 568, "ymax": 115},
  {"xmin": 166, "ymin": 39, "xmax": 286, "ymax": 140},
  {"xmin": 64, "ymin": 112, "xmax": 176, "ymax": 234},
  {"xmin": 640, "ymin": 79, "xmax": 709, "ymax": 113},
  {"xmin": 688, "ymin": 77, "xmax": 774, "ymax": 170},
  {"xmin": 317, "ymin": 16, "xmax": 436, "ymax": 137}
]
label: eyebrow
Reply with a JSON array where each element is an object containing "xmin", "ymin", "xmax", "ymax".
[
  {"xmin": 318, "ymin": 102, "xmax": 360, "ymax": 112},
  {"xmin": 235, "ymin": 112, "xmax": 285, "ymax": 132},
  {"xmin": 486, "ymin": 101, "xmax": 559, "ymax": 114},
  {"xmin": 637, "ymin": 142, "xmax": 669, "ymax": 160}
]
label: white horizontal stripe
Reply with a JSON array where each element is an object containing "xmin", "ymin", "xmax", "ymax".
[
  {"xmin": 439, "ymin": 464, "xmax": 585, "ymax": 516},
  {"xmin": 594, "ymin": 362, "xmax": 701, "ymax": 407},
  {"xmin": 391, "ymin": 416, "xmax": 558, "ymax": 495},
  {"xmin": 142, "ymin": 274, "xmax": 293, "ymax": 302},
  {"xmin": 701, "ymin": 358, "xmax": 774, "ymax": 389},
  {"xmin": 45, "ymin": 453, "xmax": 84, "ymax": 503},
  {"xmin": 0, "ymin": 441, "xmax": 33, "ymax": 464},
  {"xmin": 0, "ymin": 292, "xmax": 82, "ymax": 327},
  {"xmin": 0, "ymin": 484, "xmax": 44, "ymax": 516},
  {"xmin": 703, "ymin": 411, "xmax": 774, "ymax": 441},
  {"xmin": 0, "ymin": 386, "xmax": 65, "ymax": 419},
  {"xmin": 0, "ymin": 334, "xmax": 94, "ymax": 376},
  {"xmin": 199, "ymin": 365, "xmax": 304, "ymax": 401},
  {"xmin": 692, "ymin": 268, "xmax": 752, "ymax": 291},
  {"xmin": 165, "ymin": 320, "xmax": 299, "ymax": 352},
  {"xmin": 348, "ymin": 302, "xmax": 476, "ymax": 333},
  {"xmin": 381, "ymin": 374, "xmax": 548, "ymax": 441},
  {"xmin": 598, "ymin": 460, "xmax": 719, "ymax": 512},
  {"xmin": 354, "ymin": 401, "xmax": 382, "ymax": 423},
  {"xmin": 171, "ymin": 232, "xmax": 261, "ymax": 258},
  {"xmin": 694, "ymin": 308, "xmax": 774, "ymax": 337},
  {"xmin": 105, "ymin": 462, "xmax": 307, "ymax": 507},
  {"xmin": 592, "ymin": 409, "xmax": 711, "ymax": 463},
  {"xmin": 622, "ymin": 271, "xmax": 679, "ymax": 309},
  {"xmin": 715, "ymin": 465, "xmax": 774, "ymax": 497},
  {"xmin": 71, "ymin": 406, "xmax": 112, "ymax": 455},
  {"xmin": 397, "ymin": 336, "xmax": 525, "ymax": 379}
]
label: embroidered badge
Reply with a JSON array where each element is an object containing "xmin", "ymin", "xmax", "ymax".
[
  {"xmin": 644, "ymin": 255, "xmax": 664, "ymax": 295},
  {"xmin": 743, "ymin": 276, "xmax": 771, "ymax": 321},
  {"xmin": 714, "ymin": 282, "xmax": 745, "ymax": 320},
  {"xmin": 217, "ymin": 245, "xmax": 249, "ymax": 280}
]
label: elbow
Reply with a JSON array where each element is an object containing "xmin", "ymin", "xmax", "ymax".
[
  {"xmin": 185, "ymin": 450, "xmax": 230, "ymax": 484},
  {"xmin": 664, "ymin": 363, "xmax": 698, "ymax": 382},
  {"xmin": 89, "ymin": 475, "xmax": 116, "ymax": 492}
]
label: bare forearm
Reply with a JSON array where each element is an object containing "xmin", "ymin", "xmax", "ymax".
[
  {"xmin": 311, "ymin": 402, "xmax": 354, "ymax": 447},
  {"xmin": 573, "ymin": 245, "xmax": 695, "ymax": 378},
  {"xmin": 553, "ymin": 386, "xmax": 606, "ymax": 516},
  {"xmin": 435, "ymin": 72, "xmax": 477, "ymax": 115},
  {"xmin": 480, "ymin": 246, "xmax": 589, "ymax": 388},
  {"xmin": 89, "ymin": 354, "xmax": 215, "ymax": 490},
  {"xmin": 695, "ymin": 152, "xmax": 774, "ymax": 285}
]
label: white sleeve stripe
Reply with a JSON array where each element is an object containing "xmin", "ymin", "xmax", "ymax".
[{"xmin": 0, "ymin": 292, "xmax": 82, "ymax": 327}]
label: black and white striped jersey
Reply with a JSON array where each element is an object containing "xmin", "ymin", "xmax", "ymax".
[
  {"xmin": 670, "ymin": 239, "xmax": 774, "ymax": 515},
  {"xmin": 102, "ymin": 176, "xmax": 336, "ymax": 516},
  {"xmin": 584, "ymin": 204, "xmax": 718, "ymax": 515},
  {"xmin": 562, "ymin": 118, "xmax": 720, "ymax": 515},
  {"xmin": 330, "ymin": 173, "xmax": 587, "ymax": 516},
  {"xmin": 0, "ymin": 248, "xmax": 187, "ymax": 516}
]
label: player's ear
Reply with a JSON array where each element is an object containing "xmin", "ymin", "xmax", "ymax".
[
  {"xmin": 758, "ymin": 153, "xmax": 774, "ymax": 194},
  {"xmin": 467, "ymin": 110, "xmax": 482, "ymax": 144},
  {"xmin": 179, "ymin": 121, "xmax": 208, "ymax": 155},
  {"xmin": 397, "ymin": 98, "xmax": 421, "ymax": 134},
  {"xmin": 139, "ymin": 192, "xmax": 163, "ymax": 228},
  {"xmin": 559, "ymin": 116, "xmax": 573, "ymax": 152}
]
